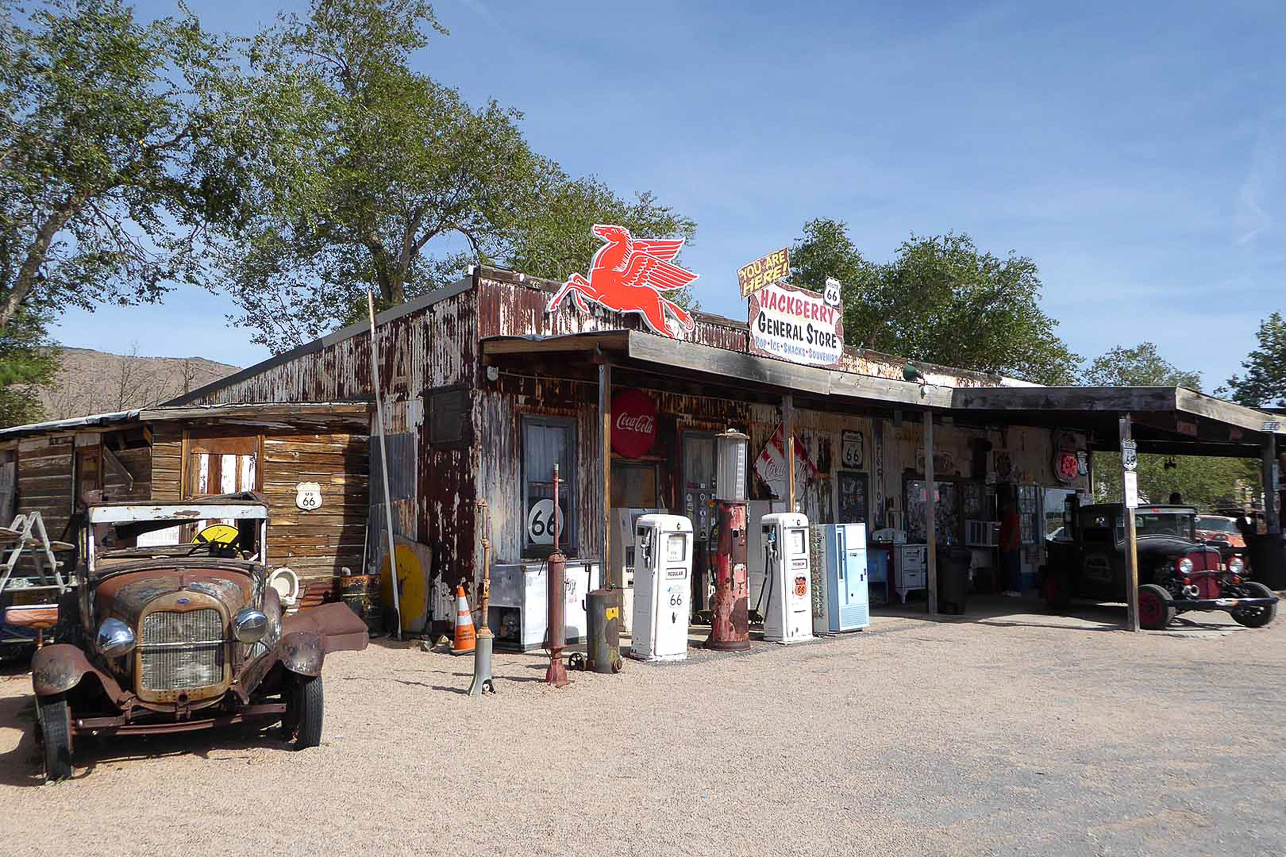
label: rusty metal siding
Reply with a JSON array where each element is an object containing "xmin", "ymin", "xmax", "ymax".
[
  {"xmin": 188, "ymin": 289, "xmax": 477, "ymax": 406},
  {"xmin": 476, "ymin": 274, "xmax": 748, "ymax": 351}
]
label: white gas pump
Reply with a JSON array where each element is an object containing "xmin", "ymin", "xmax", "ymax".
[
  {"xmin": 629, "ymin": 514, "xmax": 693, "ymax": 662},
  {"xmin": 761, "ymin": 512, "xmax": 813, "ymax": 644}
]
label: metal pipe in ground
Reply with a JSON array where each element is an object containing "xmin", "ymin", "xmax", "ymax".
[
  {"xmin": 470, "ymin": 500, "xmax": 496, "ymax": 696},
  {"xmin": 545, "ymin": 464, "xmax": 569, "ymax": 687}
]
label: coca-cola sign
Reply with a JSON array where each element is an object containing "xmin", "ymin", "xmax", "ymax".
[{"xmin": 611, "ymin": 389, "xmax": 658, "ymax": 458}]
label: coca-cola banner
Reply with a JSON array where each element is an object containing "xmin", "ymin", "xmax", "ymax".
[{"xmin": 610, "ymin": 389, "xmax": 658, "ymax": 458}]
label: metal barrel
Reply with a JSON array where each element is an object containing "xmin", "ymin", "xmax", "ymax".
[
  {"xmin": 705, "ymin": 502, "xmax": 750, "ymax": 651},
  {"xmin": 585, "ymin": 587, "xmax": 623, "ymax": 674}
]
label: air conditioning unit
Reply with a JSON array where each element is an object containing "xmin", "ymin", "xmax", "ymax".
[{"xmin": 965, "ymin": 519, "xmax": 998, "ymax": 547}]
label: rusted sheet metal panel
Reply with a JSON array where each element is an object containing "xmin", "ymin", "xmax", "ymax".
[
  {"xmin": 476, "ymin": 274, "xmax": 747, "ymax": 352},
  {"xmin": 190, "ymin": 289, "xmax": 477, "ymax": 406}
]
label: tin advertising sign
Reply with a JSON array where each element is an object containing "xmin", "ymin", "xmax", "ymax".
[
  {"xmin": 737, "ymin": 248, "xmax": 790, "ymax": 298},
  {"xmin": 747, "ymin": 281, "xmax": 844, "ymax": 367}
]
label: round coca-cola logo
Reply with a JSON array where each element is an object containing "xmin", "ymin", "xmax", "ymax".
[{"xmin": 611, "ymin": 389, "xmax": 658, "ymax": 458}]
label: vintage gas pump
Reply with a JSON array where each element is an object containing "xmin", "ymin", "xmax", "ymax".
[
  {"xmin": 705, "ymin": 430, "xmax": 750, "ymax": 651},
  {"xmin": 629, "ymin": 514, "xmax": 694, "ymax": 661},
  {"xmin": 761, "ymin": 512, "xmax": 814, "ymax": 644}
]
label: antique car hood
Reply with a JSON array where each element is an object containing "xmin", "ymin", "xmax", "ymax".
[
  {"xmin": 1130, "ymin": 535, "xmax": 1209, "ymax": 558},
  {"xmin": 94, "ymin": 563, "xmax": 261, "ymax": 626}
]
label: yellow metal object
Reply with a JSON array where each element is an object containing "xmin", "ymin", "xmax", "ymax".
[
  {"xmin": 379, "ymin": 541, "xmax": 430, "ymax": 634},
  {"xmin": 605, "ymin": 607, "xmax": 620, "ymax": 621},
  {"xmin": 194, "ymin": 523, "xmax": 240, "ymax": 547}
]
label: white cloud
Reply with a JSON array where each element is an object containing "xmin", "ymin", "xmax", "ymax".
[{"xmin": 1235, "ymin": 131, "xmax": 1277, "ymax": 245}]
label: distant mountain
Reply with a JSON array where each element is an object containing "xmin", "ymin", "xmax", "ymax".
[{"xmin": 39, "ymin": 347, "xmax": 240, "ymax": 421}]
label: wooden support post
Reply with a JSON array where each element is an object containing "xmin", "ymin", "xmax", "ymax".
[
  {"xmin": 783, "ymin": 394, "xmax": 795, "ymax": 512},
  {"xmin": 1120, "ymin": 415, "xmax": 1140, "ymax": 632},
  {"xmin": 600, "ymin": 360, "xmax": 612, "ymax": 583},
  {"xmin": 924, "ymin": 411, "xmax": 938, "ymax": 616},
  {"xmin": 1264, "ymin": 434, "xmax": 1281, "ymax": 535}
]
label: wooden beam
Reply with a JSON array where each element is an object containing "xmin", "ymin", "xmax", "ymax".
[
  {"xmin": 783, "ymin": 394, "xmax": 795, "ymax": 512},
  {"xmin": 480, "ymin": 331, "xmax": 630, "ymax": 357},
  {"xmin": 629, "ymin": 332, "xmax": 831, "ymax": 397},
  {"xmin": 102, "ymin": 446, "xmax": 135, "ymax": 492},
  {"xmin": 924, "ymin": 412, "xmax": 937, "ymax": 616},
  {"xmin": 600, "ymin": 361, "xmax": 612, "ymax": 581},
  {"xmin": 1120, "ymin": 415, "xmax": 1140, "ymax": 633},
  {"xmin": 1265, "ymin": 434, "xmax": 1281, "ymax": 535}
]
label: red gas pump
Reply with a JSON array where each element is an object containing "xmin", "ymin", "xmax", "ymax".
[{"xmin": 706, "ymin": 430, "xmax": 750, "ymax": 651}]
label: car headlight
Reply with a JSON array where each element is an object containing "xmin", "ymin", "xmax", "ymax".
[
  {"xmin": 1228, "ymin": 556, "xmax": 1245, "ymax": 575},
  {"xmin": 1176, "ymin": 557, "xmax": 1195, "ymax": 575},
  {"xmin": 233, "ymin": 608, "xmax": 268, "ymax": 643},
  {"xmin": 96, "ymin": 618, "xmax": 136, "ymax": 659}
]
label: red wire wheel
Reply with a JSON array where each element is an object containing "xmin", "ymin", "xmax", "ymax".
[{"xmin": 1138, "ymin": 584, "xmax": 1175, "ymax": 630}]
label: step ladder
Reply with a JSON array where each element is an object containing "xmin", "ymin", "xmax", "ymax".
[{"xmin": 0, "ymin": 512, "xmax": 78, "ymax": 648}]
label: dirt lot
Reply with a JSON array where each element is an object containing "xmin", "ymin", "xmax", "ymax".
[{"xmin": 3, "ymin": 601, "xmax": 1285, "ymax": 857}]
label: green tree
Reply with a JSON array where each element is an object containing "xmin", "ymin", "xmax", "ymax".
[
  {"xmin": 0, "ymin": 0, "xmax": 235, "ymax": 336},
  {"xmin": 506, "ymin": 174, "xmax": 699, "ymax": 310},
  {"xmin": 214, "ymin": 0, "xmax": 696, "ymax": 350},
  {"xmin": 791, "ymin": 219, "xmax": 1077, "ymax": 384},
  {"xmin": 1225, "ymin": 311, "xmax": 1286, "ymax": 408},
  {"xmin": 0, "ymin": 307, "xmax": 58, "ymax": 427},
  {"xmin": 1083, "ymin": 342, "xmax": 1250, "ymax": 508},
  {"xmin": 1083, "ymin": 342, "xmax": 1201, "ymax": 389}
]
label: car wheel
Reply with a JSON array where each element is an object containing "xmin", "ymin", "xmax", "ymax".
[
  {"xmin": 1231, "ymin": 581, "xmax": 1278, "ymax": 628},
  {"xmin": 1138, "ymin": 584, "xmax": 1175, "ymax": 630},
  {"xmin": 38, "ymin": 695, "xmax": 74, "ymax": 781},
  {"xmin": 288, "ymin": 676, "xmax": 324, "ymax": 750},
  {"xmin": 1042, "ymin": 566, "xmax": 1073, "ymax": 612}
]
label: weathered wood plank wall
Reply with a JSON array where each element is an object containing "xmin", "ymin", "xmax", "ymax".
[{"xmin": 16, "ymin": 436, "xmax": 74, "ymax": 538}]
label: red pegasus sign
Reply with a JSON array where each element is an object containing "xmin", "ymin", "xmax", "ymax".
[{"xmin": 545, "ymin": 225, "xmax": 699, "ymax": 338}]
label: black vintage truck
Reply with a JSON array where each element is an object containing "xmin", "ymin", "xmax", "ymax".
[{"xmin": 1041, "ymin": 503, "xmax": 1278, "ymax": 630}]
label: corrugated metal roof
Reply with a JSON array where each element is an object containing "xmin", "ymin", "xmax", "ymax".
[{"xmin": 0, "ymin": 410, "xmax": 140, "ymax": 440}]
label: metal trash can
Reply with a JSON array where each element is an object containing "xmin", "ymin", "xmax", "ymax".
[
  {"xmin": 1247, "ymin": 534, "xmax": 1286, "ymax": 591},
  {"xmin": 585, "ymin": 588, "xmax": 623, "ymax": 674},
  {"xmin": 936, "ymin": 547, "xmax": 971, "ymax": 615}
]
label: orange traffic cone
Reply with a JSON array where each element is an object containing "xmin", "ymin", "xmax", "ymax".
[{"xmin": 451, "ymin": 584, "xmax": 476, "ymax": 655}]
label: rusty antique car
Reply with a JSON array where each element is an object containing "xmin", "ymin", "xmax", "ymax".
[
  {"xmin": 1041, "ymin": 503, "xmax": 1278, "ymax": 630},
  {"xmin": 16, "ymin": 492, "xmax": 368, "ymax": 780}
]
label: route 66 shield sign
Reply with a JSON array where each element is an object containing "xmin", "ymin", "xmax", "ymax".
[
  {"xmin": 1121, "ymin": 440, "xmax": 1138, "ymax": 472},
  {"xmin": 295, "ymin": 481, "xmax": 322, "ymax": 511}
]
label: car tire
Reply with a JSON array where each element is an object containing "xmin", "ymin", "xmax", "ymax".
[
  {"xmin": 1138, "ymin": 584, "xmax": 1175, "ymax": 630},
  {"xmin": 1231, "ymin": 581, "xmax": 1278, "ymax": 628},
  {"xmin": 38, "ymin": 695, "xmax": 74, "ymax": 781},
  {"xmin": 1042, "ymin": 566, "xmax": 1073, "ymax": 612},
  {"xmin": 289, "ymin": 676, "xmax": 323, "ymax": 750}
]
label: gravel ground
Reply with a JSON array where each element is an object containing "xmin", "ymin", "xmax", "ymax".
[{"xmin": 3, "ymin": 599, "xmax": 1286, "ymax": 857}]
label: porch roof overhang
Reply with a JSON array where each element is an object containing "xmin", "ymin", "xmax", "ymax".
[
  {"xmin": 950, "ymin": 386, "xmax": 1284, "ymax": 457},
  {"xmin": 481, "ymin": 332, "xmax": 1285, "ymax": 459},
  {"xmin": 480, "ymin": 330, "xmax": 950, "ymax": 409}
]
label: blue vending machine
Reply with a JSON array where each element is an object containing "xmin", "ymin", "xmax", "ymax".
[{"xmin": 810, "ymin": 523, "xmax": 870, "ymax": 634}]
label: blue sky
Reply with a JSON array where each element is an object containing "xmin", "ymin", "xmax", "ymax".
[{"xmin": 56, "ymin": 0, "xmax": 1285, "ymax": 389}]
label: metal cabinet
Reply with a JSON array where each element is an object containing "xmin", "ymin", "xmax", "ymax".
[
  {"xmin": 488, "ymin": 559, "xmax": 601, "ymax": 651},
  {"xmin": 893, "ymin": 544, "xmax": 928, "ymax": 604}
]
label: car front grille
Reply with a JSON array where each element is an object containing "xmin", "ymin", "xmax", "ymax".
[{"xmin": 139, "ymin": 609, "xmax": 225, "ymax": 692}]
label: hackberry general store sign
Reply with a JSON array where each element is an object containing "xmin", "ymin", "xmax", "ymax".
[{"xmin": 747, "ymin": 281, "xmax": 844, "ymax": 367}]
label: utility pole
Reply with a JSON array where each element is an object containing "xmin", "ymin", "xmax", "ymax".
[{"xmin": 1119, "ymin": 415, "xmax": 1139, "ymax": 633}]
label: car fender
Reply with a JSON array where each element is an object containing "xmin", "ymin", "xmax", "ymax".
[
  {"xmin": 31, "ymin": 644, "xmax": 129, "ymax": 704},
  {"xmin": 278, "ymin": 630, "xmax": 324, "ymax": 677}
]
